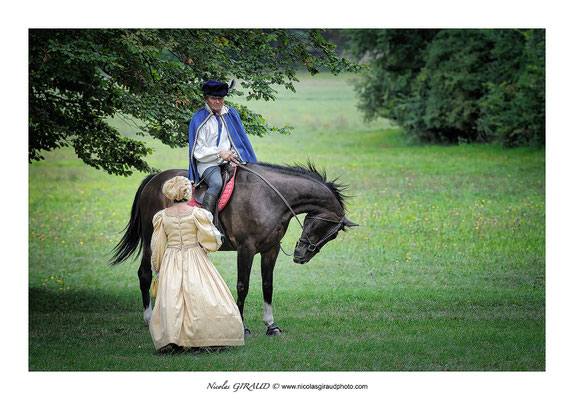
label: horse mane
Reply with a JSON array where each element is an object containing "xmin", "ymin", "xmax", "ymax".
[{"xmin": 256, "ymin": 161, "xmax": 348, "ymax": 211}]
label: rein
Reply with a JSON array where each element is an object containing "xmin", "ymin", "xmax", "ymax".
[
  {"xmin": 234, "ymin": 162, "xmax": 304, "ymax": 229},
  {"xmin": 234, "ymin": 161, "xmax": 344, "ymax": 257}
]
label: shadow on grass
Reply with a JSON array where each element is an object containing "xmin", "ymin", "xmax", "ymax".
[
  {"xmin": 28, "ymin": 288, "xmax": 250, "ymax": 371},
  {"xmin": 29, "ymin": 287, "xmax": 142, "ymax": 313}
]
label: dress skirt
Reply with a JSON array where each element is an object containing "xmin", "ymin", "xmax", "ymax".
[{"xmin": 149, "ymin": 244, "xmax": 244, "ymax": 349}]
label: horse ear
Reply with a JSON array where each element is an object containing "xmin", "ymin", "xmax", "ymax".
[{"xmin": 343, "ymin": 217, "xmax": 359, "ymax": 228}]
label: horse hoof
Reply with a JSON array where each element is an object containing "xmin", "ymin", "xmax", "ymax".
[{"xmin": 266, "ymin": 323, "xmax": 283, "ymax": 336}]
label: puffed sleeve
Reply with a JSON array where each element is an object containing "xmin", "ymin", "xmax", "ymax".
[
  {"xmin": 150, "ymin": 210, "xmax": 167, "ymax": 274},
  {"xmin": 193, "ymin": 208, "xmax": 223, "ymax": 252}
]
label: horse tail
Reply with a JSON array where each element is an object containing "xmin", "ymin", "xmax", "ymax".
[{"xmin": 109, "ymin": 173, "xmax": 157, "ymax": 265}]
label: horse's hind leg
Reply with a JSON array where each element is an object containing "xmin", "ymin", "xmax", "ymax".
[
  {"xmin": 261, "ymin": 244, "xmax": 282, "ymax": 335},
  {"xmin": 138, "ymin": 245, "xmax": 153, "ymax": 324}
]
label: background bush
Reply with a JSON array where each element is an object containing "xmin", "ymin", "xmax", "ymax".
[{"xmin": 345, "ymin": 29, "xmax": 545, "ymax": 147}]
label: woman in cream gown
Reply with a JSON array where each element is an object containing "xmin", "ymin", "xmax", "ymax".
[{"xmin": 149, "ymin": 176, "xmax": 244, "ymax": 350}]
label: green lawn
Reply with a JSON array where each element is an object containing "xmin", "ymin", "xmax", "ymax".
[{"xmin": 28, "ymin": 72, "xmax": 545, "ymax": 371}]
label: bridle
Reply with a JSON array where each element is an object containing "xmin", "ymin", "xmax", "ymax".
[
  {"xmin": 296, "ymin": 215, "xmax": 346, "ymax": 254},
  {"xmin": 233, "ymin": 161, "xmax": 346, "ymax": 256}
]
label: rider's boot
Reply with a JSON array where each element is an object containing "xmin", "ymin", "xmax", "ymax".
[
  {"xmin": 202, "ymin": 193, "xmax": 225, "ymax": 241},
  {"xmin": 202, "ymin": 193, "xmax": 218, "ymax": 218}
]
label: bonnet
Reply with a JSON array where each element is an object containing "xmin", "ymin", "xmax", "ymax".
[{"xmin": 162, "ymin": 176, "xmax": 192, "ymax": 201}]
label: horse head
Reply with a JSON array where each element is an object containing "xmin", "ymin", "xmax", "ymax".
[{"xmin": 293, "ymin": 213, "xmax": 358, "ymax": 264}]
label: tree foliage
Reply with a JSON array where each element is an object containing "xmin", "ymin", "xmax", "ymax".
[
  {"xmin": 29, "ymin": 29, "xmax": 360, "ymax": 175},
  {"xmin": 345, "ymin": 29, "xmax": 545, "ymax": 147}
]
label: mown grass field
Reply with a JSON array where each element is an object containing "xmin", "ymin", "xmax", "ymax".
[{"xmin": 28, "ymin": 72, "xmax": 545, "ymax": 372}]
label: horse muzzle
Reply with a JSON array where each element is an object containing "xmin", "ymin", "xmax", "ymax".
[
  {"xmin": 293, "ymin": 242, "xmax": 318, "ymax": 264},
  {"xmin": 293, "ymin": 256, "xmax": 309, "ymax": 264}
]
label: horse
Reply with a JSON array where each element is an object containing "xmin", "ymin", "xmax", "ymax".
[{"xmin": 110, "ymin": 162, "xmax": 358, "ymax": 336}]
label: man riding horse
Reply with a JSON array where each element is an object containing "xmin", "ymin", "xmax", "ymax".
[
  {"xmin": 111, "ymin": 80, "xmax": 359, "ymax": 336},
  {"xmin": 188, "ymin": 80, "xmax": 257, "ymax": 217}
]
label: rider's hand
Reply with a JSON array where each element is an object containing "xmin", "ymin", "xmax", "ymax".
[{"xmin": 219, "ymin": 150, "xmax": 234, "ymax": 161}]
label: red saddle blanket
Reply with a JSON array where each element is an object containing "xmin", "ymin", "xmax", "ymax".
[{"xmin": 187, "ymin": 166, "xmax": 236, "ymax": 212}]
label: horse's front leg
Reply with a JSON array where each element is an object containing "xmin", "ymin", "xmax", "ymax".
[
  {"xmin": 236, "ymin": 246, "xmax": 255, "ymax": 337},
  {"xmin": 261, "ymin": 244, "xmax": 282, "ymax": 335}
]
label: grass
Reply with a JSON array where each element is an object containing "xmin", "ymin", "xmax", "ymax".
[{"xmin": 28, "ymin": 72, "xmax": 545, "ymax": 371}]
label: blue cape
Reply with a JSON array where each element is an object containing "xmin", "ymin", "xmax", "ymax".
[{"xmin": 188, "ymin": 105, "xmax": 257, "ymax": 183}]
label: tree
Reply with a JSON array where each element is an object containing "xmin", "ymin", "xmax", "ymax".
[
  {"xmin": 345, "ymin": 29, "xmax": 545, "ymax": 147},
  {"xmin": 478, "ymin": 29, "xmax": 545, "ymax": 147},
  {"xmin": 29, "ymin": 29, "xmax": 361, "ymax": 176},
  {"xmin": 344, "ymin": 29, "xmax": 440, "ymax": 127},
  {"xmin": 419, "ymin": 29, "xmax": 495, "ymax": 143}
]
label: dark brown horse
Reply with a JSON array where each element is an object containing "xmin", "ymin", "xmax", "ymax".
[{"xmin": 110, "ymin": 162, "xmax": 357, "ymax": 335}]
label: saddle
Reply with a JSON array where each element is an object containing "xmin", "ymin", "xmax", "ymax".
[{"xmin": 188, "ymin": 163, "xmax": 237, "ymax": 211}]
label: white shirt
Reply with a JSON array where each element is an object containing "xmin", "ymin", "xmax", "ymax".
[{"xmin": 193, "ymin": 104, "xmax": 235, "ymax": 177}]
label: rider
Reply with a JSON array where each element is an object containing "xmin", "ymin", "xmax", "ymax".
[{"xmin": 188, "ymin": 80, "xmax": 257, "ymax": 216}]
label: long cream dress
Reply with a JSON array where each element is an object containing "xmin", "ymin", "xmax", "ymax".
[{"xmin": 149, "ymin": 207, "xmax": 244, "ymax": 350}]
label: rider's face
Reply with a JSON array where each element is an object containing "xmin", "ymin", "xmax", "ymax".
[{"xmin": 205, "ymin": 96, "xmax": 225, "ymax": 114}]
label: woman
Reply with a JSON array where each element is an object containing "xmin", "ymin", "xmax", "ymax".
[{"xmin": 149, "ymin": 175, "xmax": 244, "ymax": 350}]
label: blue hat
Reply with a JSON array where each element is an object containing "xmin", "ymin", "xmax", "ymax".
[{"xmin": 201, "ymin": 80, "xmax": 229, "ymax": 97}]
